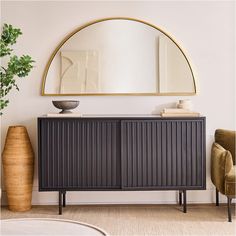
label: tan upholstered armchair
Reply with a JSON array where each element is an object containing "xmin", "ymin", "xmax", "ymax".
[{"xmin": 211, "ymin": 129, "xmax": 235, "ymax": 222}]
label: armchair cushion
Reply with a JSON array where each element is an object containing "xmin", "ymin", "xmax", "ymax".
[
  {"xmin": 211, "ymin": 142, "xmax": 234, "ymax": 194},
  {"xmin": 225, "ymin": 166, "xmax": 236, "ymax": 196}
]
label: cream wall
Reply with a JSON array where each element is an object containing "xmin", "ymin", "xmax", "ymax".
[{"xmin": 1, "ymin": 1, "xmax": 235, "ymax": 205}]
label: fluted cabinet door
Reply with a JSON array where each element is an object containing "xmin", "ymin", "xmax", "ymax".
[
  {"xmin": 38, "ymin": 119, "xmax": 121, "ymax": 190},
  {"xmin": 121, "ymin": 119, "xmax": 205, "ymax": 190}
]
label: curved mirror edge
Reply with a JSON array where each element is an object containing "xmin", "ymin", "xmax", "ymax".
[{"xmin": 41, "ymin": 18, "xmax": 197, "ymax": 96}]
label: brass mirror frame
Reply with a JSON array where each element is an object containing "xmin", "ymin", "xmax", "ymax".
[{"xmin": 41, "ymin": 17, "xmax": 197, "ymax": 96}]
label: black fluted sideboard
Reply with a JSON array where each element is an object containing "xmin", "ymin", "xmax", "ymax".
[{"xmin": 38, "ymin": 116, "xmax": 206, "ymax": 214}]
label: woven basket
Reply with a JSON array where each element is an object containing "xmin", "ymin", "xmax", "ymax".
[{"xmin": 2, "ymin": 126, "xmax": 34, "ymax": 212}]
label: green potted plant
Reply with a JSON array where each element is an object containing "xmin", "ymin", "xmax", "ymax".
[
  {"xmin": 0, "ymin": 23, "xmax": 34, "ymax": 114},
  {"xmin": 1, "ymin": 24, "xmax": 35, "ymax": 211}
]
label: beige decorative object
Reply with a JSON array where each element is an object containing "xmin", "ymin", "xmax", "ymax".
[
  {"xmin": 161, "ymin": 100, "xmax": 199, "ymax": 117},
  {"xmin": 60, "ymin": 50, "xmax": 99, "ymax": 93},
  {"xmin": 160, "ymin": 112, "xmax": 200, "ymax": 117},
  {"xmin": 2, "ymin": 126, "xmax": 34, "ymax": 212},
  {"xmin": 177, "ymin": 99, "xmax": 193, "ymax": 110}
]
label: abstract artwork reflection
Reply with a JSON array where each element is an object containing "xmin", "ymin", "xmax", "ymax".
[{"xmin": 60, "ymin": 50, "xmax": 99, "ymax": 93}]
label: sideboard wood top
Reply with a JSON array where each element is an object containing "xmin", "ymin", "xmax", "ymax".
[{"xmin": 39, "ymin": 114, "xmax": 205, "ymax": 120}]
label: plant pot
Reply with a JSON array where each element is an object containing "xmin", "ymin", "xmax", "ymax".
[{"xmin": 2, "ymin": 126, "xmax": 34, "ymax": 212}]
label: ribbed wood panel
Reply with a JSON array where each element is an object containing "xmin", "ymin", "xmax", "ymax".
[
  {"xmin": 121, "ymin": 120, "xmax": 205, "ymax": 189},
  {"xmin": 39, "ymin": 119, "xmax": 121, "ymax": 190}
]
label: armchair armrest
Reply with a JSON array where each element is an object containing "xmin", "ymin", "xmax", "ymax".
[
  {"xmin": 211, "ymin": 142, "xmax": 233, "ymax": 195},
  {"xmin": 215, "ymin": 129, "xmax": 235, "ymax": 164}
]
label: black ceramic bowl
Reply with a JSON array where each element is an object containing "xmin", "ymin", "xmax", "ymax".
[{"xmin": 52, "ymin": 100, "xmax": 79, "ymax": 114}]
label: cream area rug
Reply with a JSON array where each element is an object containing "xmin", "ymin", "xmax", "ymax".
[
  {"xmin": 1, "ymin": 205, "xmax": 235, "ymax": 236},
  {"xmin": 1, "ymin": 218, "xmax": 107, "ymax": 236}
]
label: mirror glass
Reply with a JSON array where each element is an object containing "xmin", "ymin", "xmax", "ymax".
[{"xmin": 42, "ymin": 18, "xmax": 196, "ymax": 95}]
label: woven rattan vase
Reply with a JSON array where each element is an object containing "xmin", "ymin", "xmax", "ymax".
[{"xmin": 2, "ymin": 126, "xmax": 34, "ymax": 212}]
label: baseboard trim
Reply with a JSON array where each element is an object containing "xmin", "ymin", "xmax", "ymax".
[{"xmin": 1, "ymin": 189, "xmax": 233, "ymax": 206}]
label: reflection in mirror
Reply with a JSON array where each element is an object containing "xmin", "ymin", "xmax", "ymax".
[
  {"xmin": 60, "ymin": 51, "xmax": 99, "ymax": 93},
  {"xmin": 159, "ymin": 36, "xmax": 194, "ymax": 93},
  {"xmin": 42, "ymin": 18, "xmax": 196, "ymax": 95}
]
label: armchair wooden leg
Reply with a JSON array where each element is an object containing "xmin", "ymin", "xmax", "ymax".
[
  {"xmin": 227, "ymin": 197, "xmax": 232, "ymax": 222},
  {"xmin": 216, "ymin": 188, "xmax": 219, "ymax": 206}
]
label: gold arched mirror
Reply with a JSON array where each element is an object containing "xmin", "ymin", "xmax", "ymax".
[{"xmin": 42, "ymin": 17, "xmax": 196, "ymax": 96}]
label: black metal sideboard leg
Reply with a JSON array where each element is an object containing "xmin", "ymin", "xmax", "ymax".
[
  {"xmin": 183, "ymin": 190, "xmax": 187, "ymax": 213},
  {"xmin": 179, "ymin": 191, "xmax": 182, "ymax": 206},
  {"xmin": 63, "ymin": 191, "xmax": 66, "ymax": 207},
  {"xmin": 216, "ymin": 188, "xmax": 219, "ymax": 206},
  {"xmin": 227, "ymin": 197, "xmax": 232, "ymax": 222},
  {"xmin": 59, "ymin": 191, "xmax": 62, "ymax": 215}
]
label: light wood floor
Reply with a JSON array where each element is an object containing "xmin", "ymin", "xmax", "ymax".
[{"xmin": 1, "ymin": 204, "xmax": 236, "ymax": 236}]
